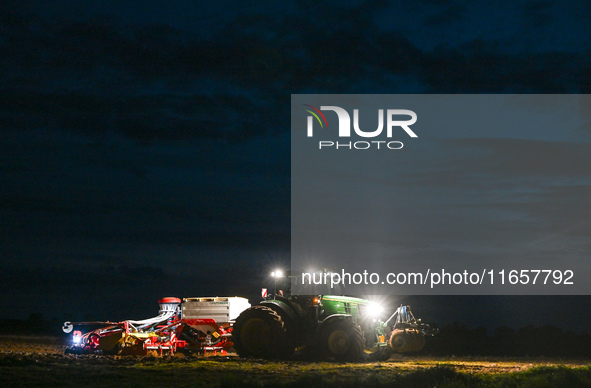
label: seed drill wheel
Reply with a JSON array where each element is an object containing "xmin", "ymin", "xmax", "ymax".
[
  {"xmin": 232, "ymin": 305, "xmax": 292, "ymax": 359},
  {"xmin": 88, "ymin": 333, "xmax": 100, "ymax": 349},
  {"xmin": 389, "ymin": 329, "xmax": 426, "ymax": 353},
  {"xmin": 320, "ymin": 319, "xmax": 365, "ymax": 362},
  {"xmin": 365, "ymin": 345, "xmax": 393, "ymax": 361}
]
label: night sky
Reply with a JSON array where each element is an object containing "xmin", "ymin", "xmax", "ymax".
[{"xmin": 1, "ymin": 1, "xmax": 591, "ymax": 332}]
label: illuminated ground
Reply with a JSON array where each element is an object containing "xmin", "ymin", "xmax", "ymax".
[{"xmin": 1, "ymin": 336, "xmax": 590, "ymax": 387}]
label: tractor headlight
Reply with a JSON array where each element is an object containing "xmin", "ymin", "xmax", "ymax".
[{"xmin": 365, "ymin": 302, "xmax": 384, "ymax": 318}]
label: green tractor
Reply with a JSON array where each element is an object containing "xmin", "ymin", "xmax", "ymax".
[{"xmin": 232, "ymin": 294, "xmax": 438, "ymax": 361}]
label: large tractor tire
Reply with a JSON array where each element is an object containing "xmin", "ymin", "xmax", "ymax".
[
  {"xmin": 232, "ymin": 305, "xmax": 293, "ymax": 359},
  {"xmin": 389, "ymin": 329, "xmax": 426, "ymax": 353},
  {"xmin": 320, "ymin": 319, "xmax": 365, "ymax": 362}
]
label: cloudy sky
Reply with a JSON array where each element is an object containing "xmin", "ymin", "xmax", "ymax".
[{"xmin": 1, "ymin": 1, "xmax": 590, "ymax": 329}]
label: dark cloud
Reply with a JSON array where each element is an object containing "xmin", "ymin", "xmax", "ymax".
[
  {"xmin": 411, "ymin": 0, "xmax": 456, "ymax": 4},
  {"xmin": 523, "ymin": 0, "xmax": 554, "ymax": 28},
  {"xmin": 421, "ymin": 47, "xmax": 584, "ymax": 93},
  {"xmin": 423, "ymin": 4, "xmax": 465, "ymax": 26},
  {"xmin": 1, "ymin": 3, "xmax": 590, "ymax": 146},
  {"xmin": 446, "ymin": 138, "xmax": 591, "ymax": 177}
]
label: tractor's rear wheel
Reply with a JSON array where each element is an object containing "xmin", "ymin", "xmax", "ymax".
[
  {"xmin": 232, "ymin": 305, "xmax": 293, "ymax": 359},
  {"xmin": 320, "ymin": 319, "xmax": 364, "ymax": 362}
]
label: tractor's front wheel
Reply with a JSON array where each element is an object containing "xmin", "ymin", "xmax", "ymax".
[
  {"xmin": 320, "ymin": 319, "xmax": 364, "ymax": 362},
  {"xmin": 232, "ymin": 306, "xmax": 293, "ymax": 359},
  {"xmin": 389, "ymin": 329, "xmax": 426, "ymax": 353}
]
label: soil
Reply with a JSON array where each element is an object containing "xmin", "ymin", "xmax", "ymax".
[{"xmin": 1, "ymin": 335, "xmax": 589, "ymax": 387}]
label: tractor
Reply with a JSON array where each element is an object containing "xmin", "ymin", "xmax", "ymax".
[{"xmin": 232, "ymin": 294, "xmax": 438, "ymax": 361}]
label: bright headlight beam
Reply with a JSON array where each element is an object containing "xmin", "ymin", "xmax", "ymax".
[{"xmin": 366, "ymin": 302, "xmax": 384, "ymax": 318}]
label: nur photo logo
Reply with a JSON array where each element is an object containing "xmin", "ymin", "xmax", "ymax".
[{"xmin": 303, "ymin": 104, "xmax": 418, "ymax": 150}]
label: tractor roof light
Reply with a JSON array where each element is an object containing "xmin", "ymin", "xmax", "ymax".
[{"xmin": 271, "ymin": 270, "xmax": 284, "ymax": 278}]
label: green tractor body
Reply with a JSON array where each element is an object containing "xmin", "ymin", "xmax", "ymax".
[{"xmin": 232, "ymin": 294, "xmax": 437, "ymax": 361}]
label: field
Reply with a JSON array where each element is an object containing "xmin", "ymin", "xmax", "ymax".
[{"xmin": 1, "ymin": 335, "xmax": 591, "ymax": 387}]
